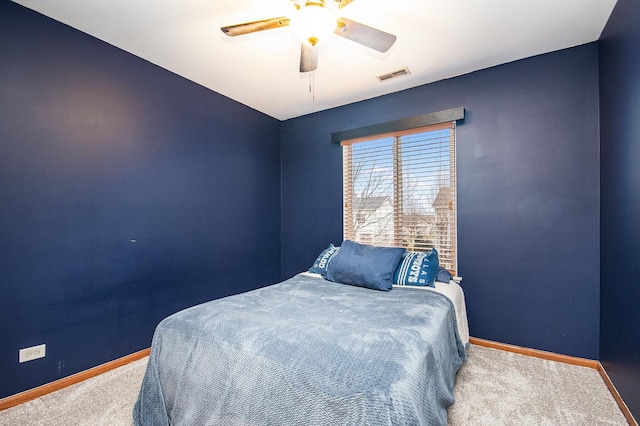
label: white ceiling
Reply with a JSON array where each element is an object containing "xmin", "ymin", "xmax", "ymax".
[{"xmin": 13, "ymin": 0, "xmax": 617, "ymax": 120}]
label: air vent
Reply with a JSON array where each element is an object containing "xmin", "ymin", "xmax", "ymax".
[{"xmin": 376, "ymin": 67, "xmax": 410, "ymax": 82}]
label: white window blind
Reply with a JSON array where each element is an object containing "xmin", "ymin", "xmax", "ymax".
[{"xmin": 342, "ymin": 121, "xmax": 457, "ymax": 273}]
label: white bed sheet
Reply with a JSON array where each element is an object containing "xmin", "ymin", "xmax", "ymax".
[{"xmin": 301, "ymin": 272, "xmax": 470, "ymax": 346}]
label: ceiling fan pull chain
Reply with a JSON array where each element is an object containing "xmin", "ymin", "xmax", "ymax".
[{"xmin": 309, "ymin": 70, "xmax": 317, "ymax": 102}]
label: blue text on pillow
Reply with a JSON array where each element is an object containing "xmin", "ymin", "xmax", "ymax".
[
  {"xmin": 308, "ymin": 244, "xmax": 340, "ymax": 274},
  {"xmin": 393, "ymin": 249, "xmax": 439, "ymax": 287}
]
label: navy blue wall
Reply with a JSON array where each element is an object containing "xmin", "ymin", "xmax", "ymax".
[
  {"xmin": 282, "ymin": 44, "xmax": 601, "ymax": 360},
  {"xmin": 599, "ymin": 0, "xmax": 640, "ymax": 418},
  {"xmin": 0, "ymin": 2, "xmax": 281, "ymax": 398},
  {"xmin": 6, "ymin": 0, "xmax": 636, "ymax": 411}
]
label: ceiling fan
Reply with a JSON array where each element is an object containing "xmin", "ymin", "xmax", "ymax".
[{"xmin": 221, "ymin": 0, "xmax": 397, "ymax": 73}]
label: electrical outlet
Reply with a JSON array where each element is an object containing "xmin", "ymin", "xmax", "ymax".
[{"xmin": 19, "ymin": 344, "xmax": 46, "ymax": 363}]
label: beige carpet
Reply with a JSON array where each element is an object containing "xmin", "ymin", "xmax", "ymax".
[
  {"xmin": 0, "ymin": 358, "xmax": 146, "ymax": 426},
  {"xmin": 0, "ymin": 345, "xmax": 629, "ymax": 425},
  {"xmin": 450, "ymin": 346, "xmax": 628, "ymax": 425}
]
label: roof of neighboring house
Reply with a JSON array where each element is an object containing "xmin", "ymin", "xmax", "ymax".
[
  {"xmin": 432, "ymin": 186, "xmax": 451, "ymax": 209},
  {"xmin": 353, "ymin": 196, "xmax": 390, "ymax": 212}
]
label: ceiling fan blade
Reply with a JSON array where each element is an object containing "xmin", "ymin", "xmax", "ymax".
[
  {"xmin": 336, "ymin": 0, "xmax": 356, "ymax": 8},
  {"xmin": 221, "ymin": 17, "xmax": 290, "ymax": 37},
  {"xmin": 334, "ymin": 18, "xmax": 396, "ymax": 52},
  {"xmin": 300, "ymin": 43, "xmax": 318, "ymax": 73}
]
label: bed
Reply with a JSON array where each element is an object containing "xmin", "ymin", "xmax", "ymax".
[{"xmin": 134, "ymin": 243, "xmax": 468, "ymax": 426}]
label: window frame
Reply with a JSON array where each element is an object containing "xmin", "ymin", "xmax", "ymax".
[{"xmin": 333, "ymin": 108, "xmax": 463, "ymax": 273}]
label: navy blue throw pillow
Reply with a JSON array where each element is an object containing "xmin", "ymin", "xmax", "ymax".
[
  {"xmin": 393, "ymin": 249, "xmax": 440, "ymax": 287},
  {"xmin": 324, "ymin": 240, "xmax": 405, "ymax": 291},
  {"xmin": 436, "ymin": 266, "xmax": 454, "ymax": 283},
  {"xmin": 308, "ymin": 244, "xmax": 340, "ymax": 274}
]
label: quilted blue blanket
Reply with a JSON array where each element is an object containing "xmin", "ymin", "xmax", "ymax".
[{"xmin": 133, "ymin": 274, "xmax": 466, "ymax": 425}]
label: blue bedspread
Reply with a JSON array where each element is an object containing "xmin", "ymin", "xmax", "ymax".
[{"xmin": 133, "ymin": 274, "xmax": 466, "ymax": 425}]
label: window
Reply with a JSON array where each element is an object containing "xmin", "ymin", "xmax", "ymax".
[{"xmin": 341, "ymin": 121, "xmax": 457, "ymax": 272}]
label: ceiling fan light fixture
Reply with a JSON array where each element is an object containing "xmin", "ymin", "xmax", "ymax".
[
  {"xmin": 221, "ymin": 0, "xmax": 396, "ymax": 74},
  {"xmin": 290, "ymin": 0, "xmax": 337, "ymax": 46}
]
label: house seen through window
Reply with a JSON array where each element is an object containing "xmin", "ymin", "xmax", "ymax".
[{"xmin": 342, "ymin": 121, "xmax": 457, "ymax": 272}]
